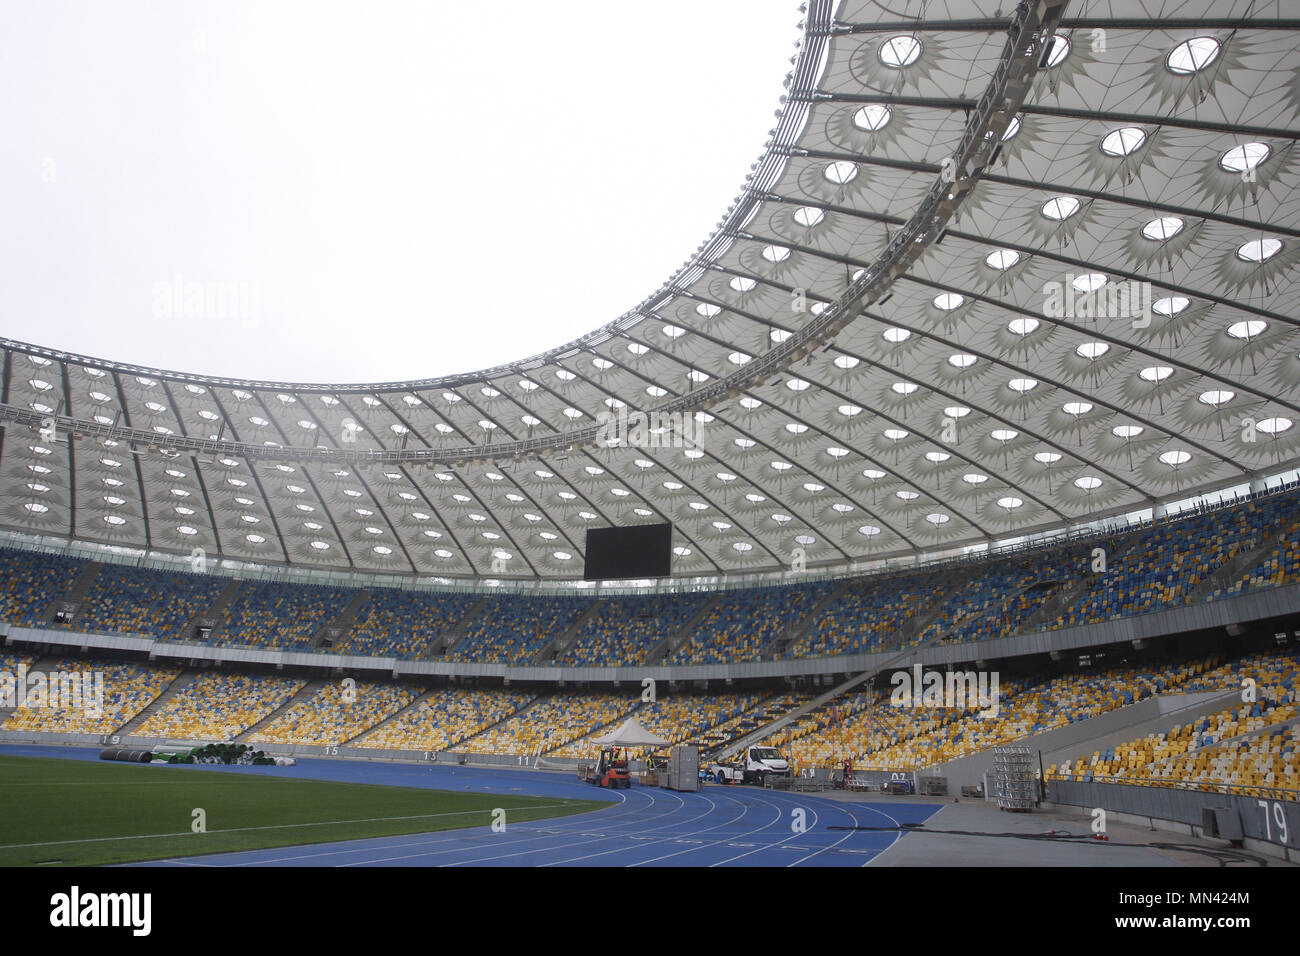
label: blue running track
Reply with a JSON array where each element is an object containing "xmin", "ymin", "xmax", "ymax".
[{"xmin": 3, "ymin": 745, "xmax": 939, "ymax": 867}]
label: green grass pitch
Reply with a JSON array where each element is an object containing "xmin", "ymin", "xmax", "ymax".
[{"xmin": 0, "ymin": 755, "xmax": 601, "ymax": 866}]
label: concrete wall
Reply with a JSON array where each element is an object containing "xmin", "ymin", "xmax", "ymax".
[{"xmin": 1051, "ymin": 779, "xmax": 1300, "ymax": 862}]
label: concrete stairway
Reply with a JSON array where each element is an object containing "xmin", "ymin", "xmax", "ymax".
[
  {"xmin": 235, "ymin": 678, "xmax": 326, "ymax": 742},
  {"xmin": 115, "ymin": 669, "xmax": 199, "ymax": 736},
  {"xmin": 43, "ymin": 561, "xmax": 102, "ymax": 626},
  {"xmin": 532, "ymin": 599, "xmax": 604, "ymax": 664},
  {"xmin": 645, "ymin": 591, "xmax": 726, "ymax": 664}
]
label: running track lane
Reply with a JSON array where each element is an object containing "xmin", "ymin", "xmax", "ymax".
[
  {"xmin": 0, "ymin": 748, "xmax": 937, "ymax": 866},
  {"xmin": 132, "ymin": 780, "xmax": 938, "ymax": 867}
]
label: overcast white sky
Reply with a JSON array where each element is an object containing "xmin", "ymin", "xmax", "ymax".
[{"xmin": 1, "ymin": 0, "xmax": 802, "ymax": 384}]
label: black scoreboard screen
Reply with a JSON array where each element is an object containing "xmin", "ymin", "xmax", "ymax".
[{"xmin": 583, "ymin": 523, "xmax": 672, "ymax": 580}]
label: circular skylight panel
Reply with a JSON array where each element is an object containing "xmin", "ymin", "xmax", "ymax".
[
  {"xmin": 1153, "ymin": 297, "xmax": 1190, "ymax": 316},
  {"xmin": 944, "ymin": 406, "xmax": 971, "ymax": 419},
  {"xmin": 732, "ymin": 542, "xmax": 753, "ymax": 553},
  {"xmin": 862, "ymin": 468, "xmax": 886, "ymax": 480},
  {"xmin": 1226, "ymin": 320, "xmax": 1266, "ymax": 340},
  {"xmin": 1159, "ymin": 450, "xmax": 1192, "ymax": 466},
  {"xmin": 990, "ymin": 429, "xmax": 1018, "ymax": 442},
  {"xmin": 858, "ymin": 525, "xmax": 881, "ymax": 536},
  {"xmin": 996, "ymin": 496, "xmax": 1024, "ymax": 510},
  {"xmin": 762, "ymin": 245, "xmax": 791, "ymax": 263},
  {"xmin": 1044, "ymin": 34, "xmax": 1070, "ymax": 67},
  {"xmin": 1166, "ymin": 36, "xmax": 1221, "ymax": 75},
  {"xmin": 1072, "ymin": 273, "xmax": 1107, "ymax": 293},
  {"xmin": 1100, "ymin": 127, "xmax": 1146, "ymax": 157},
  {"xmin": 1142, "ymin": 217, "xmax": 1184, "ymax": 241},
  {"xmin": 853, "ymin": 104, "xmax": 892, "ymax": 130},
  {"xmin": 962, "ymin": 473, "xmax": 988, "ymax": 484},
  {"xmin": 986, "ymin": 249, "xmax": 1021, "ymax": 270},
  {"xmin": 925, "ymin": 513, "xmax": 950, "ymax": 525},
  {"xmin": 1139, "ymin": 365, "xmax": 1174, "ymax": 382},
  {"xmin": 770, "ymin": 328, "xmax": 791, "ymax": 344},
  {"xmin": 1041, "ymin": 196, "xmax": 1080, "ymax": 221},
  {"xmin": 838, "ymin": 404, "xmax": 862, "ymax": 416},
  {"xmin": 824, "ymin": 161, "xmax": 858, "ymax": 185},
  {"xmin": 1220, "ymin": 143, "xmax": 1270, "ymax": 173},
  {"xmin": 1074, "ymin": 476, "xmax": 1102, "ymax": 491},
  {"xmin": 891, "ymin": 381, "xmax": 919, "ymax": 395},
  {"xmin": 948, "ymin": 354, "xmax": 977, "ymax": 369},
  {"xmin": 879, "ymin": 35, "xmax": 922, "ymax": 68},
  {"xmin": 1258, "ymin": 418, "xmax": 1293, "ymax": 434},
  {"xmin": 1198, "ymin": 389, "xmax": 1235, "ymax": 406},
  {"xmin": 1076, "ymin": 342, "xmax": 1109, "ymax": 360},
  {"xmin": 1008, "ymin": 378, "xmax": 1037, "ymax": 392},
  {"xmin": 1062, "ymin": 402, "xmax": 1093, "ymax": 416},
  {"xmin": 793, "ymin": 206, "xmax": 824, "ymax": 227},
  {"xmin": 1112, "ymin": 425, "xmax": 1143, "ymax": 439},
  {"xmin": 729, "ymin": 276, "xmax": 757, "ymax": 293},
  {"xmin": 882, "ymin": 327, "xmax": 911, "ymax": 343},
  {"xmin": 1236, "ymin": 239, "xmax": 1281, "ymax": 263},
  {"xmin": 1008, "ymin": 317, "xmax": 1038, "ymax": 336},
  {"xmin": 933, "ymin": 293, "xmax": 964, "ymax": 310}
]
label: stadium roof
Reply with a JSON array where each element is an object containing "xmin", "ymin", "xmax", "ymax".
[{"xmin": 2, "ymin": 0, "xmax": 1298, "ymax": 583}]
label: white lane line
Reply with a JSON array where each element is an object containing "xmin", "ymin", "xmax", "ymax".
[
  {"xmin": 350, "ymin": 788, "xmax": 699, "ymax": 868},
  {"xmin": 707, "ymin": 791, "xmax": 818, "ymax": 867},
  {"xmin": 631, "ymin": 789, "xmax": 777, "ymax": 867},
  {"xmin": 200, "ymin": 787, "xmax": 641, "ymax": 867}
]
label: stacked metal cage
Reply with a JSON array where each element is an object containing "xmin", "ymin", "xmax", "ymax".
[{"xmin": 992, "ymin": 747, "xmax": 1036, "ymax": 811}]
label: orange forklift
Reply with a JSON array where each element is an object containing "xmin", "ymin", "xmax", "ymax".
[{"xmin": 579, "ymin": 745, "xmax": 631, "ymax": 789}]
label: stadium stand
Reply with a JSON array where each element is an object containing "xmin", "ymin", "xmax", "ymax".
[
  {"xmin": 450, "ymin": 595, "xmax": 594, "ymax": 664},
  {"xmin": 2, "ymin": 657, "xmax": 178, "ymax": 735},
  {"xmin": 215, "ymin": 581, "xmax": 357, "ymax": 650},
  {"xmin": 353, "ymin": 687, "xmax": 534, "ymax": 752},
  {"xmin": 669, "ymin": 580, "xmax": 838, "ymax": 664},
  {"xmin": 556, "ymin": 592, "xmax": 710, "ymax": 666},
  {"xmin": 60, "ymin": 564, "xmax": 228, "ymax": 640},
  {"xmin": 133, "ymin": 671, "xmax": 306, "ymax": 741},
  {"xmin": 0, "ymin": 548, "xmax": 86, "ymax": 627},
  {"xmin": 333, "ymin": 589, "xmax": 480, "ymax": 659},
  {"xmin": 466, "ymin": 693, "xmax": 636, "ymax": 755},
  {"xmin": 247, "ymin": 679, "xmax": 423, "ymax": 746}
]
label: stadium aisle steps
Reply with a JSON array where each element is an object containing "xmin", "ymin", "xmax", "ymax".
[
  {"xmin": 645, "ymin": 591, "xmax": 727, "ymax": 664},
  {"xmin": 312, "ymin": 589, "xmax": 372, "ymax": 649},
  {"xmin": 533, "ymin": 599, "xmax": 606, "ymax": 664},
  {"xmin": 766, "ymin": 579, "xmax": 852, "ymax": 659},
  {"xmin": 433, "ymin": 596, "xmax": 491, "ymax": 659},
  {"xmin": 116, "ymin": 669, "xmax": 199, "ymax": 736},
  {"xmin": 42, "ymin": 561, "xmax": 103, "ymax": 627},
  {"xmin": 234, "ymin": 678, "xmax": 327, "ymax": 743},
  {"xmin": 345, "ymin": 686, "xmax": 438, "ymax": 745}
]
